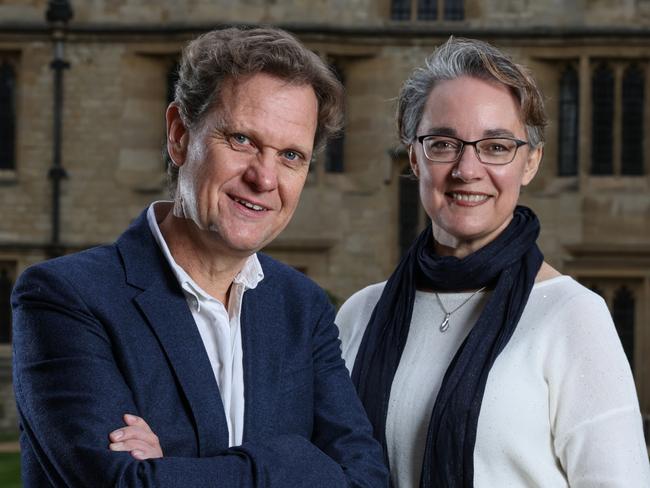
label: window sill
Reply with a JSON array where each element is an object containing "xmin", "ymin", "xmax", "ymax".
[
  {"xmin": 585, "ymin": 174, "xmax": 648, "ymax": 192},
  {"xmin": 0, "ymin": 170, "xmax": 17, "ymax": 185}
]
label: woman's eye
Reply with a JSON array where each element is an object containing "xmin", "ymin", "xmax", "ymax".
[
  {"xmin": 488, "ymin": 144, "xmax": 507, "ymax": 153},
  {"xmin": 430, "ymin": 140, "xmax": 457, "ymax": 152}
]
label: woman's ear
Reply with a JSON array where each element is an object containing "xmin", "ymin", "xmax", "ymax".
[
  {"xmin": 521, "ymin": 145, "xmax": 543, "ymax": 186},
  {"xmin": 166, "ymin": 103, "xmax": 189, "ymax": 167},
  {"xmin": 409, "ymin": 144, "xmax": 420, "ymax": 178}
]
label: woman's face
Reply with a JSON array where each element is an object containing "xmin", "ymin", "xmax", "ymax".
[{"xmin": 410, "ymin": 76, "xmax": 542, "ymax": 257}]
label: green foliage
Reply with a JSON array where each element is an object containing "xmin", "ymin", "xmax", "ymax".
[{"xmin": 0, "ymin": 452, "xmax": 21, "ymax": 488}]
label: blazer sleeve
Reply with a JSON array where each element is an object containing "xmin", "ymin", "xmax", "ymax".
[
  {"xmin": 13, "ymin": 264, "xmax": 387, "ymax": 488},
  {"xmin": 299, "ymin": 298, "xmax": 389, "ymax": 488}
]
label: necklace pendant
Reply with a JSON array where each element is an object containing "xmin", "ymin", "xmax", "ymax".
[{"xmin": 440, "ymin": 313, "xmax": 451, "ymax": 332}]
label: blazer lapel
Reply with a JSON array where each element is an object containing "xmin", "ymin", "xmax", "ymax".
[{"xmin": 117, "ymin": 209, "xmax": 229, "ymax": 456}]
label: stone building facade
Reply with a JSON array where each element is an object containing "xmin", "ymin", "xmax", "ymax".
[{"xmin": 0, "ymin": 0, "xmax": 649, "ymax": 443}]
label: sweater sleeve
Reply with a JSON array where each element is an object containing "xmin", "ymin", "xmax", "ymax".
[
  {"xmin": 546, "ymin": 289, "xmax": 650, "ymax": 487},
  {"xmin": 335, "ymin": 282, "xmax": 385, "ymax": 374}
]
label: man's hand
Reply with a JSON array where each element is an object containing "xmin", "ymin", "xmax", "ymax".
[{"xmin": 109, "ymin": 414, "xmax": 163, "ymax": 460}]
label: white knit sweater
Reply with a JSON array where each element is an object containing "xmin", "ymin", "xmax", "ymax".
[{"xmin": 336, "ymin": 276, "xmax": 650, "ymax": 487}]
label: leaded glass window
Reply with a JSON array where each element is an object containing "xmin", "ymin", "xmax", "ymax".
[
  {"xmin": 558, "ymin": 66, "xmax": 579, "ymax": 176},
  {"xmin": 399, "ymin": 167, "xmax": 420, "ymax": 257},
  {"xmin": 0, "ymin": 266, "xmax": 13, "ymax": 344},
  {"xmin": 444, "ymin": 0, "xmax": 464, "ymax": 20},
  {"xmin": 0, "ymin": 61, "xmax": 16, "ymax": 170},
  {"xmin": 166, "ymin": 61, "xmax": 179, "ymax": 105},
  {"xmin": 591, "ymin": 63, "xmax": 614, "ymax": 175},
  {"xmin": 622, "ymin": 64, "xmax": 644, "ymax": 175},
  {"xmin": 612, "ymin": 285, "xmax": 635, "ymax": 371},
  {"xmin": 325, "ymin": 61, "xmax": 345, "ymax": 173},
  {"xmin": 417, "ymin": 0, "xmax": 437, "ymax": 20},
  {"xmin": 391, "ymin": 0, "xmax": 411, "ymax": 20}
]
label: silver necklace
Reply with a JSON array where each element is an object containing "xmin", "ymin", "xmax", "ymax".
[{"xmin": 435, "ymin": 287, "xmax": 486, "ymax": 332}]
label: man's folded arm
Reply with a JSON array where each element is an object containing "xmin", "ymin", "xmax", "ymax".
[
  {"xmin": 12, "ymin": 265, "xmax": 356, "ymax": 488},
  {"xmin": 308, "ymin": 300, "xmax": 389, "ymax": 488}
]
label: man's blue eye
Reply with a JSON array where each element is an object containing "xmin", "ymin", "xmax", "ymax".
[
  {"xmin": 232, "ymin": 134, "xmax": 250, "ymax": 144},
  {"xmin": 284, "ymin": 151, "xmax": 298, "ymax": 161}
]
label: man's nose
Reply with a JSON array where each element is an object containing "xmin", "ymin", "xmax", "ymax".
[{"xmin": 243, "ymin": 151, "xmax": 278, "ymax": 192}]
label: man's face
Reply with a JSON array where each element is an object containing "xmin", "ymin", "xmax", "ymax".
[{"xmin": 168, "ymin": 73, "xmax": 319, "ymax": 259}]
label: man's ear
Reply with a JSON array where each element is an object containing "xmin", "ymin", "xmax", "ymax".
[
  {"xmin": 521, "ymin": 145, "xmax": 542, "ymax": 186},
  {"xmin": 166, "ymin": 103, "xmax": 189, "ymax": 167},
  {"xmin": 409, "ymin": 144, "xmax": 420, "ymax": 178}
]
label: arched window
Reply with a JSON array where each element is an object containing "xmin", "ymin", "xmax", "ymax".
[
  {"xmin": 622, "ymin": 64, "xmax": 644, "ymax": 175},
  {"xmin": 0, "ymin": 268, "xmax": 13, "ymax": 344},
  {"xmin": 325, "ymin": 61, "xmax": 345, "ymax": 173},
  {"xmin": 0, "ymin": 60, "xmax": 16, "ymax": 170},
  {"xmin": 417, "ymin": 0, "xmax": 437, "ymax": 20},
  {"xmin": 399, "ymin": 167, "xmax": 420, "ymax": 257},
  {"xmin": 612, "ymin": 285, "xmax": 635, "ymax": 371},
  {"xmin": 444, "ymin": 0, "xmax": 464, "ymax": 20},
  {"xmin": 591, "ymin": 63, "xmax": 614, "ymax": 175},
  {"xmin": 558, "ymin": 66, "xmax": 579, "ymax": 176},
  {"xmin": 391, "ymin": 0, "xmax": 411, "ymax": 20}
]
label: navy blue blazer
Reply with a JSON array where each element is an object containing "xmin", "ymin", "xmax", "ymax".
[{"xmin": 12, "ymin": 209, "xmax": 388, "ymax": 487}]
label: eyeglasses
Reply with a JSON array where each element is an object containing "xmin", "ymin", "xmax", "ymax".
[{"xmin": 416, "ymin": 134, "xmax": 528, "ymax": 165}]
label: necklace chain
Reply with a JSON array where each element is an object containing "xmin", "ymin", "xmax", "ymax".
[{"xmin": 435, "ymin": 286, "xmax": 486, "ymax": 332}]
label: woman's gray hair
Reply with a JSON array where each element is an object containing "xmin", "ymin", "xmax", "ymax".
[
  {"xmin": 165, "ymin": 26, "xmax": 344, "ymax": 197},
  {"xmin": 397, "ymin": 36, "xmax": 547, "ymax": 149}
]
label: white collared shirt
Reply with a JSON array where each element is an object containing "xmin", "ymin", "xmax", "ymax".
[{"xmin": 147, "ymin": 202, "xmax": 264, "ymax": 447}]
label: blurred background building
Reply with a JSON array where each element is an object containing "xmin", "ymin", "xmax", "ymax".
[{"xmin": 0, "ymin": 0, "xmax": 648, "ymax": 445}]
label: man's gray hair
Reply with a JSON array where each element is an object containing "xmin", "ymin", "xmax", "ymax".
[
  {"xmin": 397, "ymin": 36, "xmax": 547, "ymax": 149},
  {"xmin": 165, "ymin": 26, "xmax": 344, "ymax": 197}
]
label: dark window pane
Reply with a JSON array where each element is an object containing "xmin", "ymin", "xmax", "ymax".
[
  {"xmin": 0, "ymin": 268, "xmax": 13, "ymax": 344},
  {"xmin": 391, "ymin": 0, "xmax": 412, "ymax": 20},
  {"xmin": 399, "ymin": 169, "xmax": 420, "ymax": 257},
  {"xmin": 444, "ymin": 0, "xmax": 464, "ymax": 20},
  {"xmin": 622, "ymin": 65, "xmax": 644, "ymax": 175},
  {"xmin": 0, "ymin": 61, "xmax": 16, "ymax": 170},
  {"xmin": 325, "ymin": 61, "xmax": 345, "ymax": 173},
  {"xmin": 167, "ymin": 61, "xmax": 179, "ymax": 105},
  {"xmin": 558, "ymin": 66, "xmax": 579, "ymax": 176},
  {"xmin": 589, "ymin": 284, "xmax": 604, "ymax": 297},
  {"xmin": 612, "ymin": 285, "xmax": 635, "ymax": 372},
  {"xmin": 325, "ymin": 135, "xmax": 344, "ymax": 173},
  {"xmin": 591, "ymin": 63, "xmax": 614, "ymax": 175},
  {"xmin": 418, "ymin": 0, "xmax": 437, "ymax": 20}
]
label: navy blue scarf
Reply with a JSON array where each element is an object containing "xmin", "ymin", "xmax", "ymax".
[{"xmin": 351, "ymin": 206, "xmax": 543, "ymax": 487}]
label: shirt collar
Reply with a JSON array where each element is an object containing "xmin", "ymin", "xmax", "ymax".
[{"xmin": 146, "ymin": 201, "xmax": 264, "ymax": 303}]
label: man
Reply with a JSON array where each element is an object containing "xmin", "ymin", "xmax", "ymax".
[{"xmin": 12, "ymin": 27, "xmax": 387, "ymax": 487}]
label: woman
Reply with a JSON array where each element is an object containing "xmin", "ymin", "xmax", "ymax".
[{"xmin": 336, "ymin": 37, "xmax": 650, "ymax": 487}]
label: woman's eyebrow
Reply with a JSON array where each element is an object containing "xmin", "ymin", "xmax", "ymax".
[{"xmin": 483, "ymin": 128, "xmax": 517, "ymax": 138}]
